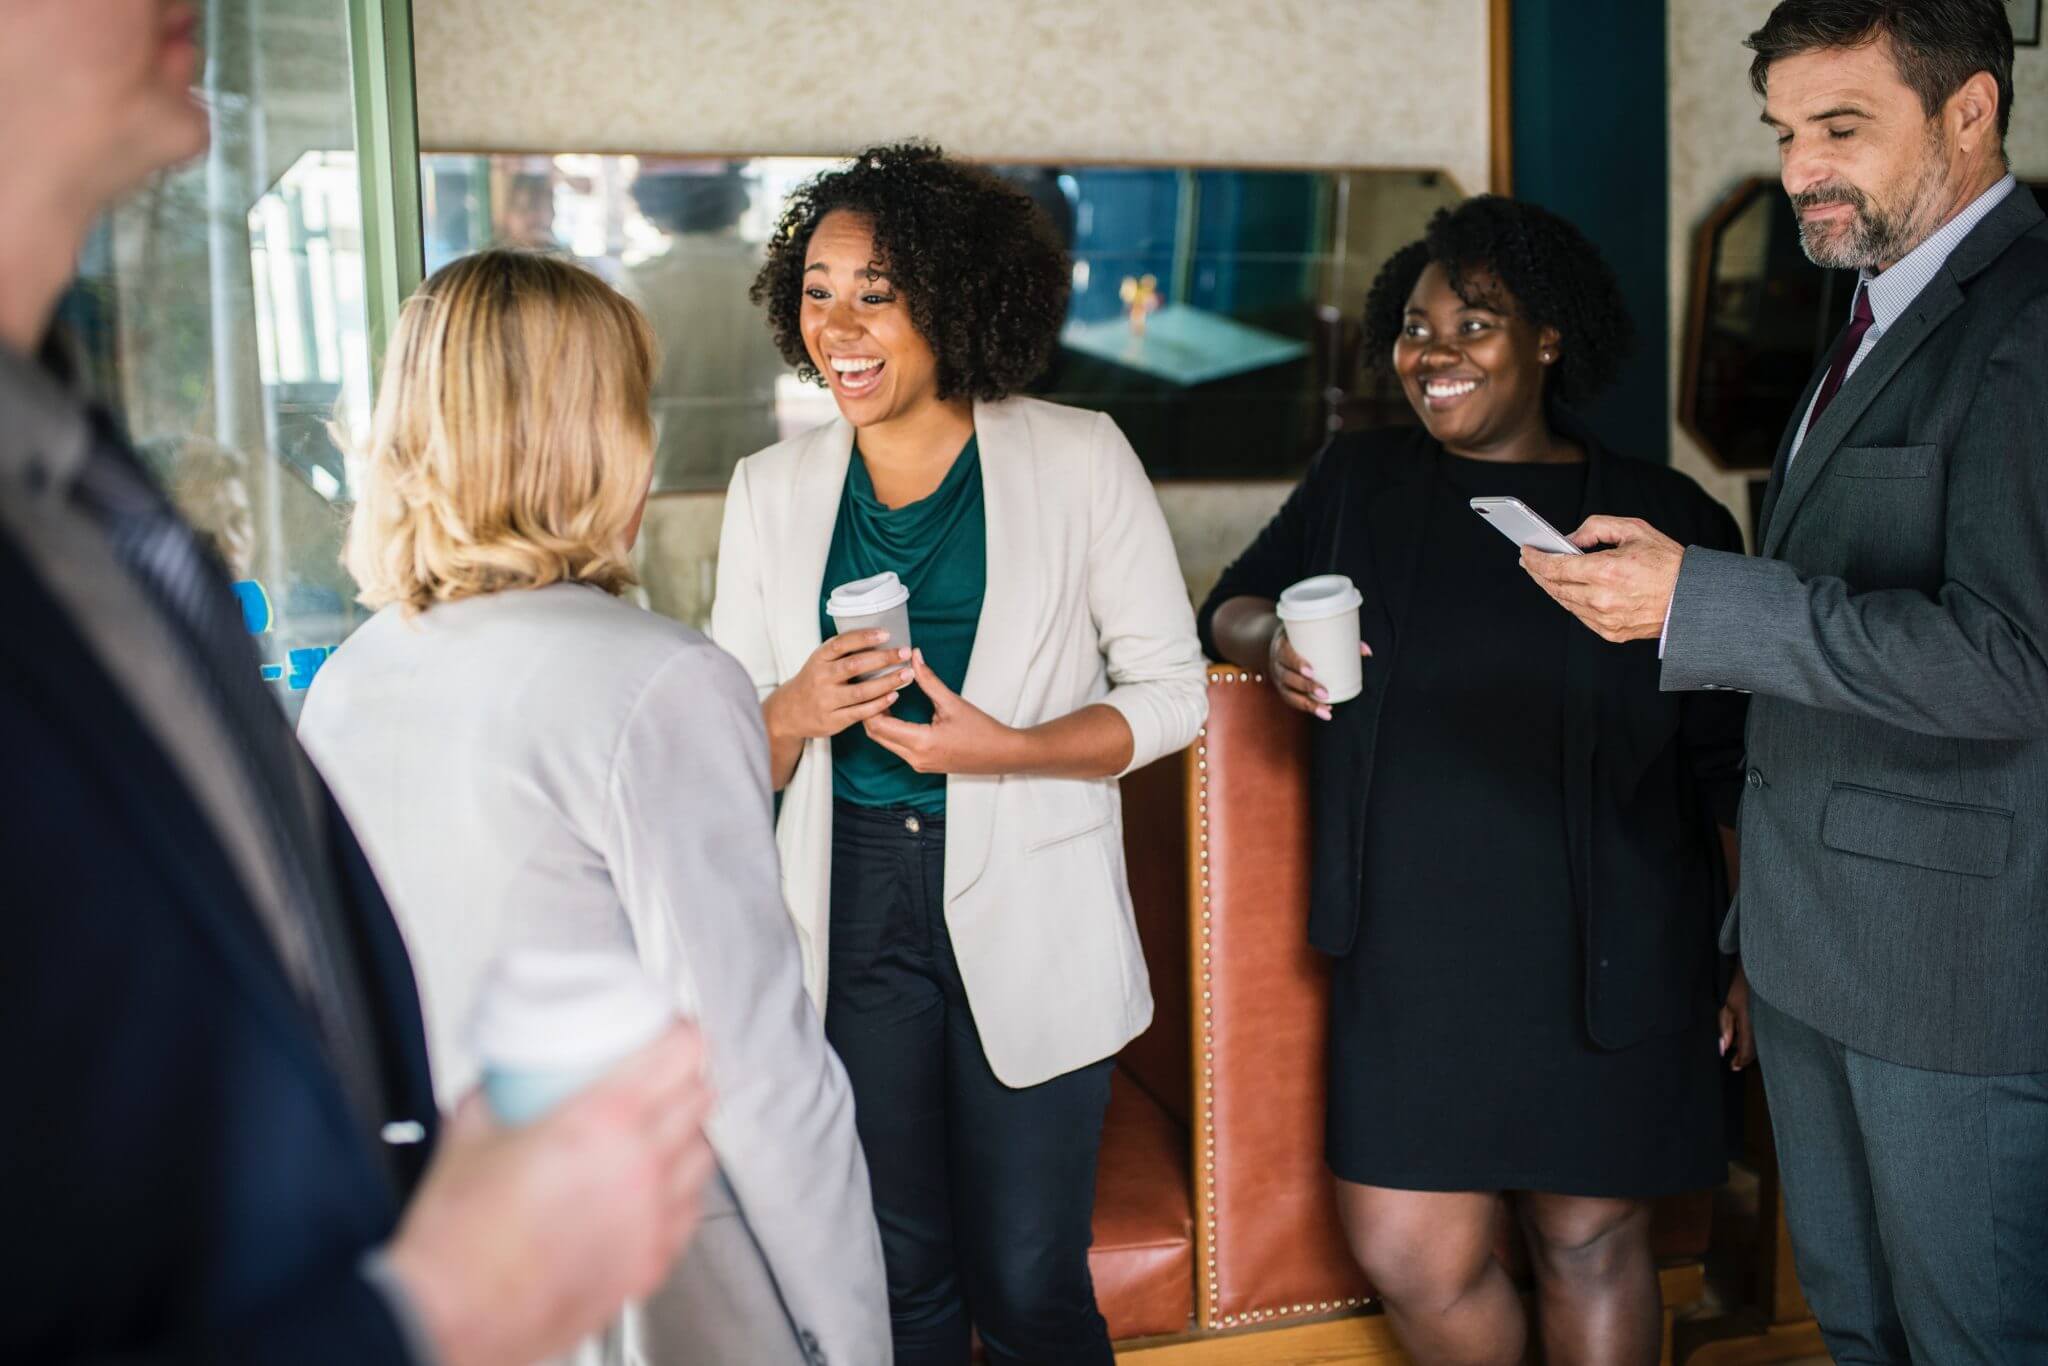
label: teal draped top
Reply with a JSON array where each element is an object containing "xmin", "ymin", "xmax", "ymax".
[{"xmin": 819, "ymin": 434, "xmax": 986, "ymax": 814}]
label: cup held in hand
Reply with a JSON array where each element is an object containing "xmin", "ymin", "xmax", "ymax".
[
  {"xmin": 471, "ymin": 950, "xmax": 674, "ymax": 1126},
  {"xmin": 1277, "ymin": 574, "xmax": 1365, "ymax": 704},
  {"xmin": 827, "ymin": 571, "xmax": 913, "ymax": 683}
]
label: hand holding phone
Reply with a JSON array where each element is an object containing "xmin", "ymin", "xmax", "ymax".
[{"xmin": 1470, "ymin": 497, "xmax": 1583, "ymax": 555}]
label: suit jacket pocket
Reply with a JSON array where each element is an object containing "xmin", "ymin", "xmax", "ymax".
[
  {"xmin": 1832, "ymin": 444, "xmax": 1936, "ymax": 479},
  {"xmin": 1022, "ymin": 776, "xmax": 1116, "ymax": 854},
  {"xmin": 1821, "ymin": 782, "xmax": 2012, "ymax": 877},
  {"xmin": 1026, "ymin": 814, "xmax": 1113, "ymax": 854}
]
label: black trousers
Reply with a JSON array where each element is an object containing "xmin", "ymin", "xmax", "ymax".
[{"xmin": 825, "ymin": 801, "xmax": 1115, "ymax": 1366}]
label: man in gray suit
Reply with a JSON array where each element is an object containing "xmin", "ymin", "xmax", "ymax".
[{"xmin": 1524, "ymin": 1, "xmax": 2048, "ymax": 1360}]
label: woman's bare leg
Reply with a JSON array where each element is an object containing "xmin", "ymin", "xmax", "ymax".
[
  {"xmin": 1333, "ymin": 1181, "xmax": 1527, "ymax": 1366},
  {"xmin": 1516, "ymin": 1191, "xmax": 1660, "ymax": 1366}
]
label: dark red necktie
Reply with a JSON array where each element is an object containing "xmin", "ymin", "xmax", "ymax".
[{"xmin": 1808, "ymin": 284, "xmax": 1875, "ymax": 426}]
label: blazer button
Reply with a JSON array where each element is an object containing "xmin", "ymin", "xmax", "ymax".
[{"xmin": 1745, "ymin": 768, "xmax": 1764, "ymax": 790}]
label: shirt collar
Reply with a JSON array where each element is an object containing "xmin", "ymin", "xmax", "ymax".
[{"xmin": 1858, "ymin": 173, "xmax": 2018, "ymax": 330}]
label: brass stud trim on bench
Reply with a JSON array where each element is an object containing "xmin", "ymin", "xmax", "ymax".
[{"xmin": 1193, "ymin": 669, "xmax": 1371, "ymax": 1331}]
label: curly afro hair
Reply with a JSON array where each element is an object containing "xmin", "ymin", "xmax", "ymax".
[
  {"xmin": 750, "ymin": 143, "xmax": 1071, "ymax": 402},
  {"xmin": 1361, "ymin": 195, "xmax": 1631, "ymax": 407}
]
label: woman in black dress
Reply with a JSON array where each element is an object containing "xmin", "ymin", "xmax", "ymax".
[{"xmin": 1201, "ymin": 197, "xmax": 1755, "ymax": 1366}]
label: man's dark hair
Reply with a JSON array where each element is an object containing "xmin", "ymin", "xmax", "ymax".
[
  {"xmin": 1746, "ymin": 0, "xmax": 2015, "ymax": 144},
  {"xmin": 750, "ymin": 142, "xmax": 1070, "ymax": 402},
  {"xmin": 1361, "ymin": 196, "xmax": 1632, "ymax": 408}
]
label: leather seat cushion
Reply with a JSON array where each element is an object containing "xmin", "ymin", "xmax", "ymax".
[{"xmin": 1090, "ymin": 1068, "xmax": 1194, "ymax": 1340}]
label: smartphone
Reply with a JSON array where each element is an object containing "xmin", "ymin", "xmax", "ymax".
[{"xmin": 1469, "ymin": 497, "xmax": 1583, "ymax": 555}]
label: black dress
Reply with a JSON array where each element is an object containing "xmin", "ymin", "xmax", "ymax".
[{"xmin": 1322, "ymin": 453, "xmax": 1725, "ymax": 1197}]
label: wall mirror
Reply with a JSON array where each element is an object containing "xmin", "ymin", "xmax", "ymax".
[{"xmin": 420, "ymin": 153, "xmax": 1465, "ymax": 493}]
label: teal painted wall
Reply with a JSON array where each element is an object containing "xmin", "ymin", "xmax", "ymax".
[{"xmin": 1512, "ymin": 0, "xmax": 1671, "ymax": 463}]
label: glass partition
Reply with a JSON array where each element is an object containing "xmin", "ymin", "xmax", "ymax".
[
  {"xmin": 56, "ymin": 0, "xmax": 412, "ymax": 719},
  {"xmin": 421, "ymin": 153, "xmax": 1464, "ymax": 492}
]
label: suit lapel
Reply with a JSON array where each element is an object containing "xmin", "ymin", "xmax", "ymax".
[
  {"xmin": 1360, "ymin": 437, "xmax": 1434, "ymax": 657},
  {"xmin": 1761, "ymin": 275, "xmax": 1963, "ymax": 558},
  {"xmin": 1754, "ymin": 347, "xmax": 1833, "ymax": 547},
  {"xmin": 780, "ymin": 420, "xmax": 854, "ymax": 671},
  {"xmin": 959, "ymin": 398, "xmax": 1038, "ymax": 725},
  {"xmin": 1560, "ymin": 438, "xmax": 1606, "ymax": 915},
  {"xmin": 950, "ymin": 399, "xmax": 1040, "ymax": 902}
]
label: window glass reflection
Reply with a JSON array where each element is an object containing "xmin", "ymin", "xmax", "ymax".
[
  {"xmin": 60, "ymin": 0, "xmax": 372, "ymax": 721},
  {"xmin": 421, "ymin": 153, "xmax": 1462, "ymax": 492}
]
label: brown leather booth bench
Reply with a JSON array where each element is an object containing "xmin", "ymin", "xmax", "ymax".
[{"xmin": 1087, "ymin": 664, "xmax": 1714, "ymax": 1362}]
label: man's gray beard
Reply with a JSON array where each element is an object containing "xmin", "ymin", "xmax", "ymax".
[
  {"xmin": 1795, "ymin": 139, "xmax": 1948, "ymax": 271},
  {"xmin": 1798, "ymin": 202, "xmax": 1914, "ymax": 269}
]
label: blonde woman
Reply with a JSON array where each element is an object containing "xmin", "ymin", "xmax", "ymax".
[
  {"xmin": 299, "ymin": 249, "xmax": 889, "ymax": 1366},
  {"xmin": 713, "ymin": 145, "xmax": 1207, "ymax": 1365}
]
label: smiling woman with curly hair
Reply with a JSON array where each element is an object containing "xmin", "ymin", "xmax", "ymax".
[
  {"xmin": 713, "ymin": 143, "xmax": 1206, "ymax": 1366},
  {"xmin": 750, "ymin": 142, "xmax": 1070, "ymax": 402},
  {"xmin": 1359, "ymin": 193, "xmax": 1632, "ymax": 411},
  {"xmin": 1201, "ymin": 196, "xmax": 1751, "ymax": 1365}
]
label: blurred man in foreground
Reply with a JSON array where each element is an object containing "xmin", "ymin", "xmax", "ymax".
[{"xmin": 0, "ymin": 3, "xmax": 715, "ymax": 1362}]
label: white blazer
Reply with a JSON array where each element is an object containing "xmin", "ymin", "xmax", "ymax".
[
  {"xmin": 711, "ymin": 396, "xmax": 1208, "ymax": 1088},
  {"xmin": 299, "ymin": 584, "xmax": 889, "ymax": 1366}
]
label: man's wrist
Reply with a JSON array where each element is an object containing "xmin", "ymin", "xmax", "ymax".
[{"xmin": 1657, "ymin": 547, "xmax": 1688, "ymax": 656}]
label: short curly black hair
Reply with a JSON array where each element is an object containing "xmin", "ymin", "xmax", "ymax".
[
  {"xmin": 1361, "ymin": 195, "xmax": 1631, "ymax": 407},
  {"xmin": 750, "ymin": 143, "xmax": 1071, "ymax": 402}
]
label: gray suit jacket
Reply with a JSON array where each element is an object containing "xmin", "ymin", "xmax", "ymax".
[{"xmin": 1663, "ymin": 185, "xmax": 2048, "ymax": 1075}]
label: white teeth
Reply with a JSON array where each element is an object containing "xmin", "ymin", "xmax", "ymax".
[
  {"xmin": 1425, "ymin": 379, "xmax": 1478, "ymax": 398},
  {"xmin": 831, "ymin": 357, "xmax": 883, "ymax": 373}
]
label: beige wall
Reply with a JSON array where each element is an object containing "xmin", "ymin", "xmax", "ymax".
[
  {"xmin": 1668, "ymin": 1, "xmax": 2048, "ymax": 534},
  {"xmin": 414, "ymin": 0, "xmax": 1492, "ymax": 190},
  {"xmin": 415, "ymin": 0, "xmax": 1495, "ymax": 625}
]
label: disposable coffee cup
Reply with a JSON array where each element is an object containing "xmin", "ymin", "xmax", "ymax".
[
  {"xmin": 826, "ymin": 571, "xmax": 913, "ymax": 683},
  {"xmin": 471, "ymin": 950, "xmax": 674, "ymax": 1126},
  {"xmin": 1276, "ymin": 574, "xmax": 1365, "ymax": 704}
]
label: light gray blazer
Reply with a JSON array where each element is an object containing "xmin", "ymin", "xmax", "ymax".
[
  {"xmin": 300, "ymin": 582, "xmax": 890, "ymax": 1365},
  {"xmin": 1663, "ymin": 186, "xmax": 2048, "ymax": 1076},
  {"xmin": 711, "ymin": 396, "xmax": 1208, "ymax": 1088}
]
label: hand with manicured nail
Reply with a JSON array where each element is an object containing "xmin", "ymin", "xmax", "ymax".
[
  {"xmin": 759, "ymin": 628, "xmax": 917, "ymax": 789},
  {"xmin": 861, "ymin": 647, "xmax": 1024, "ymax": 774},
  {"xmin": 1267, "ymin": 626, "xmax": 1373, "ymax": 721}
]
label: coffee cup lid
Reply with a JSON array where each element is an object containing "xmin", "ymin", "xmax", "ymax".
[
  {"xmin": 470, "ymin": 950, "xmax": 673, "ymax": 1071},
  {"xmin": 1275, "ymin": 574, "xmax": 1363, "ymax": 622},
  {"xmin": 826, "ymin": 570, "xmax": 910, "ymax": 617}
]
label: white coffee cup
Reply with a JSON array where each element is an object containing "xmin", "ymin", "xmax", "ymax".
[
  {"xmin": 826, "ymin": 571, "xmax": 913, "ymax": 682},
  {"xmin": 1276, "ymin": 574, "xmax": 1365, "ymax": 704},
  {"xmin": 471, "ymin": 950, "xmax": 674, "ymax": 1126}
]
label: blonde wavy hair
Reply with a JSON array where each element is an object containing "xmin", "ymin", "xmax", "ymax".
[{"xmin": 345, "ymin": 249, "xmax": 658, "ymax": 612}]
